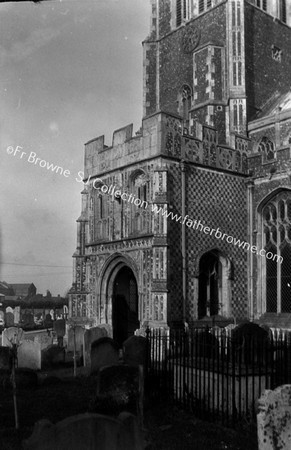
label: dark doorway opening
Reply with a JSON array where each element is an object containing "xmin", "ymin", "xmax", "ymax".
[
  {"xmin": 112, "ymin": 266, "xmax": 139, "ymax": 346},
  {"xmin": 198, "ymin": 250, "xmax": 222, "ymax": 319}
]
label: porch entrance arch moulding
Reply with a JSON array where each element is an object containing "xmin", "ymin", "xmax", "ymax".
[
  {"xmin": 98, "ymin": 252, "xmax": 140, "ymax": 326},
  {"xmin": 193, "ymin": 247, "xmax": 233, "ymax": 320}
]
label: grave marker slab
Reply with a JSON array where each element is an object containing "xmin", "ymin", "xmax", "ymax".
[
  {"xmin": 84, "ymin": 327, "xmax": 109, "ymax": 368},
  {"xmin": 18, "ymin": 340, "xmax": 41, "ymax": 370},
  {"xmin": 90, "ymin": 337, "xmax": 119, "ymax": 373}
]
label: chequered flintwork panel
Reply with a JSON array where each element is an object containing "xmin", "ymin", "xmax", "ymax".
[{"xmin": 167, "ymin": 163, "xmax": 248, "ymax": 322}]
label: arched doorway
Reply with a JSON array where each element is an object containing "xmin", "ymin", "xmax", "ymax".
[
  {"xmin": 112, "ymin": 266, "xmax": 139, "ymax": 346},
  {"xmin": 198, "ymin": 249, "xmax": 232, "ymax": 319}
]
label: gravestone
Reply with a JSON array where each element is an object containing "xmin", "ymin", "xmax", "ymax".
[
  {"xmin": 5, "ymin": 311, "xmax": 15, "ymax": 327},
  {"xmin": 22, "ymin": 312, "xmax": 34, "ymax": 327},
  {"xmin": 41, "ymin": 345, "xmax": 65, "ymax": 369},
  {"xmin": 92, "ymin": 364, "xmax": 143, "ymax": 423},
  {"xmin": 98, "ymin": 324, "xmax": 113, "ymax": 338},
  {"xmin": 84, "ymin": 327, "xmax": 109, "ymax": 368},
  {"xmin": 18, "ymin": 340, "xmax": 41, "ymax": 370},
  {"xmin": 232, "ymin": 322, "xmax": 268, "ymax": 365},
  {"xmin": 44, "ymin": 313, "xmax": 53, "ymax": 328},
  {"xmin": 2, "ymin": 327, "xmax": 24, "ymax": 347},
  {"xmin": 67, "ymin": 326, "xmax": 85, "ymax": 352},
  {"xmin": 53, "ymin": 319, "xmax": 66, "ymax": 347},
  {"xmin": 257, "ymin": 385, "xmax": 291, "ymax": 450},
  {"xmin": 90, "ymin": 337, "xmax": 119, "ymax": 374},
  {"xmin": 23, "ymin": 412, "xmax": 143, "ymax": 450},
  {"xmin": 34, "ymin": 332, "xmax": 53, "ymax": 350},
  {"xmin": 123, "ymin": 336, "xmax": 147, "ymax": 367},
  {"xmin": 0, "ymin": 347, "xmax": 11, "ymax": 370}
]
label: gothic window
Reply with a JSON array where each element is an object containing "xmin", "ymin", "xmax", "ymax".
[
  {"xmin": 176, "ymin": 0, "xmax": 190, "ymax": 26},
  {"xmin": 198, "ymin": 250, "xmax": 232, "ymax": 319},
  {"xmin": 261, "ymin": 192, "xmax": 291, "ymax": 313},
  {"xmin": 130, "ymin": 171, "xmax": 148, "ymax": 234},
  {"xmin": 134, "ymin": 173, "xmax": 147, "ymax": 206},
  {"xmin": 258, "ymin": 136, "xmax": 275, "ymax": 161},
  {"xmin": 198, "ymin": 0, "xmax": 212, "ymax": 14},
  {"xmin": 256, "ymin": 0, "xmax": 267, "ymax": 11},
  {"xmin": 178, "ymin": 85, "xmax": 192, "ymax": 123},
  {"xmin": 279, "ymin": 0, "xmax": 287, "ymax": 23}
]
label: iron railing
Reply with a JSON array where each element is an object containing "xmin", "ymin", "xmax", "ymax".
[{"xmin": 145, "ymin": 328, "xmax": 291, "ymax": 426}]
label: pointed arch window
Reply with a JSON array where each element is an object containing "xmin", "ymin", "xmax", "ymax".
[
  {"xmin": 130, "ymin": 171, "xmax": 148, "ymax": 235},
  {"xmin": 256, "ymin": 0, "xmax": 267, "ymax": 11},
  {"xmin": 279, "ymin": 0, "xmax": 287, "ymax": 23},
  {"xmin": 261, "ymin": 192, "xmax": 291, "ymax": 313},
  {"xmin": 176, "ymin": 0, "xmax": 190, "ymax": 26},
  {"xmin": 258, "ymin": 136, "xmax": 275, "ymax": 161}
]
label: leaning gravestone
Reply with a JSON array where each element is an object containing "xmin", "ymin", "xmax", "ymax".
[
  {"xmin": 18, "ymin": 340, "xmax": 41, "ymax": 370},
  {"xmin": 123, "ymin": 336, "xmax": 147, "ymax": 368},
  {"xmin": 90, "ymin": 337, "xmax": 119, "ymax": 374},
  {"xmin": 257, "ymin": 385, "xmax": 291, "ymax": 450},
  {"xmin": 2, "ymin": 327, "xmax": 24, "ymax": 347},
  {"xmin": 83, "ymin": 327, "xmax": 108, "ymax": 368}
]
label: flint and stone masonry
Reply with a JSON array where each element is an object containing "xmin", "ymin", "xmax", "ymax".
[{"xmin": 69, "ymin": 1, "xmax": 291, "ymax": 341}]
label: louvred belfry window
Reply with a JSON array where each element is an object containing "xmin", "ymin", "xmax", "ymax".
[{"xmin": 262, "ymin": 192, "xmax": 291, "ymax": 313}]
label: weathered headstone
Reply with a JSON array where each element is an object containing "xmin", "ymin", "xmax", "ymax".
[
  {"xmin": 44, "ymin": 313, "xmax": 53, "ymax": 328},
  {"xmin": 67, "ymin": 326, "xmax": 85, "ymax": 353},
  {"xmin": 23, "ymin": 412, "xmax": 143, "ymax": 450},
  {"xmin": 123, "ymin": 336, "xmax": 147, "ymax": 367},
  {"xmin": 5, "ymin": 311, "xmax": 15, "ymax": 327},
  {"xmin": 98, "ymin": 324, "xmax": 113, "ymax": 338},
  {"xmin": 84, "ymin": 326, "xmax": 109, "ymax": 368},
  {"xmin": 53, "ymin": 319, "xmax": 66, "ymax": 347},
  {"xmin": 34, "ymin": 332, "xmax": 53, "ymax": 350},
  {"xmin": 53, "ymin": 319, "xmax": 66, "ymax": 337},
  {"xmin": 232, "ymin": 322, "xmax": 268, "ymax": 364},
  {"xmin": 0, "ymin": 346, "xmax": 11, "ymax": 370},
  {"xmin": 90, "ymin": 337, "xmax": 119, "ymax": 374},
  {"xmin": 41, "ymin": 345, "xmax": 65, "ymax": 369},
  {"xmin": 18, "ymin": 340, "xmax": 41, "ymax": 370},
  {"xmin": 2, "ymin": 327, "xmax": 24, "ymax": 347},
  {"xmin": 257, "ymin": 385, "xmax": 291, "ymax": 450},
  {"xmin": 92, "ymin": 364, "xmax": 143, "ymax": 422}
]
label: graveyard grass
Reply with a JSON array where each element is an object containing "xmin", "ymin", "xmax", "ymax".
[{"xmin": 0, "ymin": 371, "xmax": 258, "ymax": 450}]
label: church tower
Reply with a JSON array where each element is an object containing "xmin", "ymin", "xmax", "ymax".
[
  {"xmin": 143, "ymin": 0, "xmax": 291, "ymax": 142},
  {"xmin": 69, "ymin": 1, "xmax": 291, "ymax": 336}
]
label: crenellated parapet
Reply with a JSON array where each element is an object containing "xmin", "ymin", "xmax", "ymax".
[{"xmin": 84, "ymin": 112, "xmax": 250, "ymax": 182}]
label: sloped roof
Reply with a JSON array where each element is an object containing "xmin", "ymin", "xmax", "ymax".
[{"xmin": 254, "ymin": 91, "xmax": 291, "ymax": 120}]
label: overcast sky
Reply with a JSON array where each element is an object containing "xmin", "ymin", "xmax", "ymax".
[{"xmin": 0, "ymin": 0, "xmax": 151, "ymax": 295}]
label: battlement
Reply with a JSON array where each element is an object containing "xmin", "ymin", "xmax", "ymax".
[{"xmin": 83, "ymin": 111, "xmax": 250, "ymax": 181}]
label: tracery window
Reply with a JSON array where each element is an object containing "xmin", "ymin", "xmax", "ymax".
[
  {"xmin": 176, "ymin": 0, "xmax": 190, "ymax": 26},
  {"xmin": 262, "ymin": 192, "xmax": 291, "ymax": 313},
  {"xmin": 258, "ymin": 136, "xmax": 275, "ymax": 161},
  {"xmin": 199, "ymin": 0, "xmax": 212, "ymax": 14},
  {"xmin": 256, "ymin": 0, "xmax": 267, "ymax": 11},
  {"xmin": 130, "ymin": 171, "xmax": 148, "ymax": 234},
  {"xmin": 178, "ymin": 85, "xmax": 192, "ymax": 123},
  {"xmin": 279, "ymin": 0, "xmax": 287, "ymax": 23}
]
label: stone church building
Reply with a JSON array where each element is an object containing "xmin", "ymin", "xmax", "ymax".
[{"xmin": 69, "ymin": 0, "xmax": 291, "ymax": 342}]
